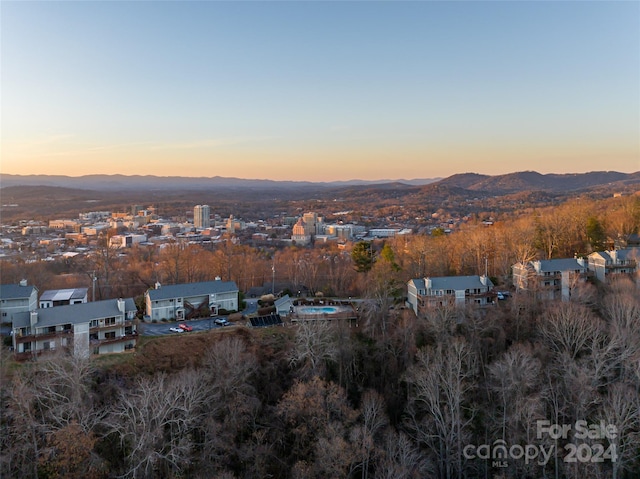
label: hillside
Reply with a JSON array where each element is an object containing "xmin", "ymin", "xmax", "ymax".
[{"xmin": 433, "ymin": 170, "xmax": 638, "ymax": 193}]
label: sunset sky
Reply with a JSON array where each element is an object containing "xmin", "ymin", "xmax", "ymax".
[{"xmin": 1, "ymin": 1, "xmax": 638, "ymax": 181}]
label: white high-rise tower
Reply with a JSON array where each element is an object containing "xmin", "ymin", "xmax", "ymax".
[{"xmin": 194, "ymin": 205, "xmax": 211, "ymax": 229}]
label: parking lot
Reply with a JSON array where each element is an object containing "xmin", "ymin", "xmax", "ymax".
[{"xmin": 140, "ymin": 317, "xmax": 231, "ymax": 336}]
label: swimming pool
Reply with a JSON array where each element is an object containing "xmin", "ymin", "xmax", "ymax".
[{"xmin": 296, "ymin": 306, "xmax": 340, "ymax": 315}]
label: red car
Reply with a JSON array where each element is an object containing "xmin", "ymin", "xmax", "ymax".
[{"xmin": 178, "ymin": 323, "xmax": 193, "ymax": 332}]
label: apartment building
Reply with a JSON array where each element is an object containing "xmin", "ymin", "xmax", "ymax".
[
  {"xmin": 407, "ymin": 275, "xmax": 494, "ymax": 314},
  {"xmin": 145, "ymin": 279, "xmax": 239, "ymax": 321},
  {"xmin": 512, "ymin": 258, "xmax": 589, "ymax": 300},
  {"xmin": 11, "ymin": 297, "xmax": 138, "ymax": 360},
  {"xmin": 0, "ymin": 280, "xmax": 38, "ymax": 324},
  {"xmin": 588, "ymin": 248, "xmax": 639, "ymax": 283}
]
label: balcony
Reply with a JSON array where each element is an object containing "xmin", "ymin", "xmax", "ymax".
[
  {"xmin": 90, "ymin": 331, "xmax": 138, "ymax": 346},
  {"xmin": 14, "ymin": 329, "xmax": 72, "ymax": 344},
  {"xmin": 14, "ymin": 345, "xmax": 72, "ymax": 361},
  {"xmin": 607, "ymin": 261, "xmax": 637, "ymax": 270},
  {"xmin": 14, "ymin": 350, "xmax": 44, "ymax": 361}
]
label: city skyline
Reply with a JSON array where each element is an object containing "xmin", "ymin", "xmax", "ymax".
[{"xmin": 2, "ymin": 1, "xmax": 639, "ymax": 181}]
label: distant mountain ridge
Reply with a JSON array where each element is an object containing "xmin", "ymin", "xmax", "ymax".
[
  {"xmin": 0, "ymin": 174, "xmax": 440, "ymax": 191},
  {"xmin": 1, "ymin": 171, "xmax": 638, "ymax": 193}
]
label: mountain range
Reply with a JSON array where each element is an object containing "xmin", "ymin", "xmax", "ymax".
[
  {"xmin": 1, "ymin": 170, "xmax": 639, "ymax": 193},
  {"xmin": 0, "ymin": 174, "xmax": 438, "ymax": 191}
]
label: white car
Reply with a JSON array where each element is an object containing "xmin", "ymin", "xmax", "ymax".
[
  {"xmin": 214, "ymin": 318, "xmax": 229, "ymax": 326},
  {"xmin": 169, "ymin": 327, "xmax": 184, "ymax": 333}
]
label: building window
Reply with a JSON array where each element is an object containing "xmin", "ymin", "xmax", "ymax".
[
  {"xmin": 90, "ymin": 320, "xmax": 99, "ymax": 328},
  {"xmin": 104, "ymin": 331, "xmax": 116, "ymax": 339},
  {"xmin": 105, "ymin": 317, "xmax": 116, "ymax": 326}
]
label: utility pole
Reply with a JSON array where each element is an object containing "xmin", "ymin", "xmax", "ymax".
[{"xmin": 271, "ymin": 259, "xmax": 275, "ymax": 295}]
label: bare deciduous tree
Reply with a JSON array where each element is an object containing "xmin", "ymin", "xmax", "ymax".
[
  {"xmin": 538, "ymin": 302, "xmax": 603, "ymax": 360},
  {"xmin": 289, "ymin": 320, "xmax": 338, "ymax": 378},
  {"xmin": 34, "ymin": 354, "xmax": 100, "ymax": 433},
  {"xmin": 350, "ymin": 389, "xmax": 388, "ymax": 479},
  {"xmin": 377, "ymin": 429, "xmax": 430, "ymax": 479},
  {"xmin": 600, "ymin": 382, "xmax": 640, "ymax": 479},
  {"xmin": 106, "ymin": 369, "xmax": 208, "ymax": 479},
  {"xmin": 404, "ymin": 338, "xmax": 476, "ymax": 479},
  {"xmin": 277, "ymin": 376, "xmax": 356, "ymax": 466}
]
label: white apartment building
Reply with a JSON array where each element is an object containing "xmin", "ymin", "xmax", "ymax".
[
  {"xmin": 0, "ymin": 280, "xmax": 39, "ymax": 324},
  {"xmin": 588, "ymin": 248, "xmax": 639, "ymax": 283},
  {"xmin": 407, "ymin": 275, "xmax": 494, "ymax": 314},
  {"xmin": 145, "ymin": 279, "xmax": 239, "ymax": 321},
  {"xmin": 11, "ymin": 298, "xmax": 138, "ymax": 360}
]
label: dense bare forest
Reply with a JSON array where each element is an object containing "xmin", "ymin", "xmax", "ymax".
[{"xmin": 1, "ymin": 194, "xmax": 640, "ymax": 478}]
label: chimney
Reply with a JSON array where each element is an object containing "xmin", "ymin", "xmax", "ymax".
[
  {"xmin": 30, "ymin": 310, "xmax": 38, "ymax": 327},
  {"xmin": 19, "ymin": 279, "xmax": 27, "ymax": 287},
  {"xmin": 117, "ymin": 298, "xmax": 125, "ymax": 313},
  {"xmin": 155, "ymin": 282, "xmax": 161, "ymax": 289},
  {"xmin": 215, "ymin": 276, "xmax": 221, "ymax": 281}
]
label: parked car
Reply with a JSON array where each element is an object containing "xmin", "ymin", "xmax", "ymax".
[
  {"xmin": 169, "ymin": 327, "xmax": 184, "ymax": 333},
  {"xmin": 179, "ymin": 323, "xmax": 193, "ymax": 332},
  {"xmin": 214, "ymin": 318, "xmax": 229, "ymax": 326}
]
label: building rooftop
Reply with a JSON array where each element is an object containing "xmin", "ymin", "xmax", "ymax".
[
  {"xmin": 12, "ymin": 297, "xmax": 136, "ymax": 329},
  {"xmin": 146, "ymin": 280, "xmax": 239, "ymax": 301},
  {"xmin": 411, "ymin": 275, "xmax": 493, "ymax": 291},
  {"xmin": 40, "ymin": 288, "xmax": 88, "ymax": 302},
  {"xmin": 274, "ymin": 294, "xmax": 292, "ymax": 308},
  {"xmin": 0, "ymin": 283, "xmax": 37, "ymax": 300},
  {"xmin": 535, "ymin": 258, "xmax": 587, "ymax": 272},
  {"xmin": 590, "ymin": 247, "xmax": 640, "ymax": 263}
]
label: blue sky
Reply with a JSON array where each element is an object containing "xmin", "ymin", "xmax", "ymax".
[{"xmin": 2, "ymin": 1, "xmax": 638, "ymax": 181}]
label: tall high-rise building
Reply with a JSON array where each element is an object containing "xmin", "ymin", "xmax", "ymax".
[
  {"xmin": 302, "ymin": 212, "xmax": 324, "ymax": 235},
  {"xmin": 194, "ymin": 205, "xmax": 211, "ymax": 229}
]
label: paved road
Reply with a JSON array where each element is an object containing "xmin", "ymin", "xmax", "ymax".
[{"xmin": 244, "ymin": 298, "xmax": 258, "ymax": 315}]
